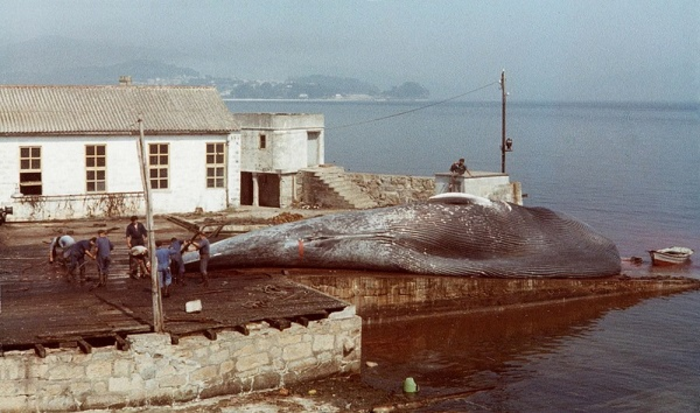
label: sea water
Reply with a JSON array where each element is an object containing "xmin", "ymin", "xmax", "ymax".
[{"xmin": 228, "ymin": 99, "xmax": 700, "ymax": 411}]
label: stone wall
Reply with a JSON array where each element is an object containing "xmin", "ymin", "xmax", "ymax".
[
  {"xmin": 0, "ymin": 307, "xmax": 361, "ymax": 412},
  {"xmin": 346, "ymin": 173, "xmax": 435, "ymax": 207}
]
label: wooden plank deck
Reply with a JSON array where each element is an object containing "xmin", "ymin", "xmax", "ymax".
[{"xmin": 0, "ymin": 242, "xmax": 348, "ymax": 352}]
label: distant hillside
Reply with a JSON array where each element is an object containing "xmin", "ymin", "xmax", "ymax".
[
  {"xmin": 214, "ymin": 75, "xmax": 429, "ymax": 100},
  {"xmin": 0, "ymin": 36, "xmax": 195, "ymax": 85},
  {"xmin": 0, "ymin": 36, "xmax": 429, "ymax": 99}
]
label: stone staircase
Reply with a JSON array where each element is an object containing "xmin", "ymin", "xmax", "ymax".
[{"xmin": 301, "ymin": 166, "xmax": 377, "ymax": 209}]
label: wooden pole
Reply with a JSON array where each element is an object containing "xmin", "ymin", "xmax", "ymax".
[
  {"xmin": 137, "ymin": 118, "xmax": 164, "ymax": 333},
  {"xmin": 500, "ymin": 69, "xmax": 507, "ymax": 174}
]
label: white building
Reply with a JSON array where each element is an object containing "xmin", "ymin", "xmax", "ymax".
[
  {"xmin": 0, "ymin": 84, "xmax": 242, "ymax": 222},
  {"xmin": 231, "ymin": 112, "xmax": 325, "ymax": 208}
]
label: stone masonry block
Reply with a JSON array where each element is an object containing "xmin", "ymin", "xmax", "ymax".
[
  {"xmin": 83, "ymin": 392, "xmax": 130, "ymax": 410},
  {"xmin": 138, "ymin": 363, "xmax": 157, "ymax": 380},
  {"xmin": 0, "ymin": 358, "xmax": 25, "ymax": 380},
  {"xmin": 219, "ymin": 359, "xmax": 236, "ymax": 375},
  {"xmin": 0, "ymin": 379, "xmax": 23, "ymax": 397},
  {"xmin": 46, "ymin": 363, "xmax": 84, "ymax": 380},
  {"xmin": 312, "ymin": 334, "xmax": 335, "ymax": 352},
  {"xmin": 108, "ymin": 376, "xmax": 144, "ymax": 394},
  {"xmin": 278, "ymin": 332, "xmax": 302, "ymax": 346},
  {"xmin": 282, "ymin": 342, "xmax": 313, "ymax": 362},
  {"xmin": 232, "ymin": 343, "xmax": 257, "ymax": 358},
  {"xmin": 129, "ymin": 333, "xmax": 170, "ymax": 353},
  {"xmin": 113, "ymin": 358, "xmax": 133, "ymax": 377},
  {"xmin": 27, "ymin": 360, "xmax": 49, "ymax": 379},
  {"xmin": 85, "ymin": 358, "xmax": 113, "ymax": 378},
  {"xmin": 159, "ymin": 373, "xmax": 187, "ymax": 388},
  {"xmin": 0, "ymin": 395, "xmax": 29, "ymax": 412},
  {"xmin": 190, "ymin": 365, "xmax": 219, "ymax": 383},
  {"xmin": 236, "ymin": 352, "xmax": 269, "ymax": 372},
  {"xmin": 209, "ymin": 348, "xmax": 231, "ymax": 365}
]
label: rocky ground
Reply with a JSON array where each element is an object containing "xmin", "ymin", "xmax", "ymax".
[{"xmin": 80, "ymin": 374, "xmax": 404, "ymax": 413}]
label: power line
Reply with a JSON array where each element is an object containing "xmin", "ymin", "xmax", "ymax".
[{"xmin": 326, "ymin": 81, "xmax": 500, "ymax": 131}]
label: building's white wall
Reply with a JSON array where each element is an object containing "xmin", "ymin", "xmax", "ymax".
[
  {"xmin": 0, "ymin": 133, "xmax": 239, "ymax": 221},
  {"xmin": 0, "ymin": 139, "xmax": 21, "ymax": 208},
  {"xmin": 226, "ymin": 132, "xmax": 242, "ymax": 208},
  {"xmin": 271, "ymin": 130, "xmax": 310, "ymax": 171}
]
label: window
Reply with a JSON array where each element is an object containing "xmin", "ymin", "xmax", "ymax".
[
  {"xmin": 148, "ymin": 143, "xmax": 169, "ymax": 189},
  {"xmin": 86, "ymin": 145, "xmax": 106, "ymax": 192},
  {"xmin": 206, "ymin": 142, "xmax": 226, "ymax": 188},
  {"xmin": 259, "ymin": 133, "xmax": 266, "ymax": 149},
  {"xmin": 19, "ymin": 146, "xmax": 42, "ymax": 195}
]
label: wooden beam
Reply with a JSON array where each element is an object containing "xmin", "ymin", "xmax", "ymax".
[
  {"xmin": 234, "ymin": 324, "xmax": 249, "ymax": 336},
  {"xmin": 293, "ymin": 316, "xmax": 309, "ymax": 327},
  {"xmin": 266, "ymin": 318, "xmax": 291, "ymax": 331},
  {"xmin": 77, "ymin": 338, "xmax": 92, "ymax": 354},
  {"xmin": 34, "ymin": 344, "xmax": 47, "ymax": 358},
  {"xmin": 203, "ymin": 329, "xmax": 217, "ymax": 340},
  {"xmin": 170, "ymin": 334, "xmax": 180, "ymax": 345},
  {"xmin": 114, "ymin": 335, "xmax": 130, "ymax": 351}
]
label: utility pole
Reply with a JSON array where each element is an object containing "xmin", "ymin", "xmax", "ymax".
[
  {"xmin": 137, "ymin": 118, "xmax": 164, "ymax": 333},
  {"xmin": 500, "ymin": 69, "xmax": 507, "ymax": 174}
]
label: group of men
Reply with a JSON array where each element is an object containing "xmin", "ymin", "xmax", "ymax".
[{"xmin": 49, "ymin": 215, "xmax": 211, "ymax": 295}]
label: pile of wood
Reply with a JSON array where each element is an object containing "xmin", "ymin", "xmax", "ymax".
[{"xmin": 268, "ymin": 212, "xmax": 305, "ymax": 225}]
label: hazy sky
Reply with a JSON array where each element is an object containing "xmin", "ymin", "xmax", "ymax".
[{"xmin": 2, "ymin": 0, "xmax": 698, "ymax": 102}]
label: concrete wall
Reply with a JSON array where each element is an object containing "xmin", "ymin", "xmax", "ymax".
[
  {"xmin": 0, "ymin": 133, "xmax": 242, "ymax": 221},
  {"xmin": 0, "ymin": 308, "xmax": 361, "ymax": 412},
  {"xmin": 434, "ymin": 173, "xmax": 522, "ymax": 204}
]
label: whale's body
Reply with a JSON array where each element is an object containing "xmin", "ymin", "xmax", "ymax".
[{"xmin": 183, "ymin": 194, "xmax": 621, "ymax": 278}]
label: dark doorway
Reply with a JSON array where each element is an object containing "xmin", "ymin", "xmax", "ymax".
[
  {"xmin": 258, "ymin": 173, "xmax": 280, "ymax": 207},
  {"xmin": 240, "ymin": 172, "xmax": 253, "ymax": 206},
  {"xmin": 239, "ymin": 172, "xmax": 280, "ymax": 207}
]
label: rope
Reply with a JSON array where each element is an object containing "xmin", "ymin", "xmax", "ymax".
[{"xmin": 326, "ymin": 81, "xmax": 499, "ymax": 131}]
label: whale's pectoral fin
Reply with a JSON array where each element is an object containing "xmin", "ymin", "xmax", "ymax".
[{"xmin": 428, "ymin": 192, "xmax": 493, "ymax": 206}]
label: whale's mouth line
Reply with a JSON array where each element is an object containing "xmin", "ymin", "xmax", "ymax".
[{"xmin": 299, "ymin": 231, "xmax": 395, "ymax": 243}]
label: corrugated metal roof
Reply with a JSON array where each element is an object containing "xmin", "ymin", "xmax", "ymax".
[{"xmin": 0, "ymin": 85, "xmax": 240, "ymax": 135}]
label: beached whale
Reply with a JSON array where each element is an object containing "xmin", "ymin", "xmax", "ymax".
[{"xmin": 183, "ymin": 193, "xmax": 621, "ymax": 278}]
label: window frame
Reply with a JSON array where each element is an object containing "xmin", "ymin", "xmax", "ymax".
[
  {"xmin": 85, "ymin": 144, "xmax": 107, "ymax": 193},
  {"xmin": 206, "ymin": 142, "xmax": 226, "ymax": 189},
  {"xmin": 148, "ymin": 143, "xmax": 169, "ymax": 190},
  {"xmin": 19, "ymin": 146, "xmax": 42, "ymax": 195}
]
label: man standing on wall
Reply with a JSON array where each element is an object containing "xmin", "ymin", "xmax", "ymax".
[
  {"xmin": 125, "ymin": 215, "xmax": 148, "ymax": 278},
  {"xmin": 448, "ymin": 157, "xmax": 471, "ymax": 191}
]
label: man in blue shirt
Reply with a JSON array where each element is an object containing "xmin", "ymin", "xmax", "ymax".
[
  {"xmin": 67, "ymin": 238, "xmax": 96, "ymax": 283},
  {"xmin": 155, "ymin": 240, "xmax": 172, "ymax": 297},
  {"xmin": 95, "ymin": 230, "xmax": 114, "ymax": 287}
]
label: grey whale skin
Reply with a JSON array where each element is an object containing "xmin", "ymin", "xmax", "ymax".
[{"xmin": 183, "ymin": 194, "xmax": 621, "ymax": 278}]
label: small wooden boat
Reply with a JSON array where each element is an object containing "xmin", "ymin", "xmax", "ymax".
[{"xmin": 648, "ymin": 246, "xmax": 694, "ymax": 266}]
